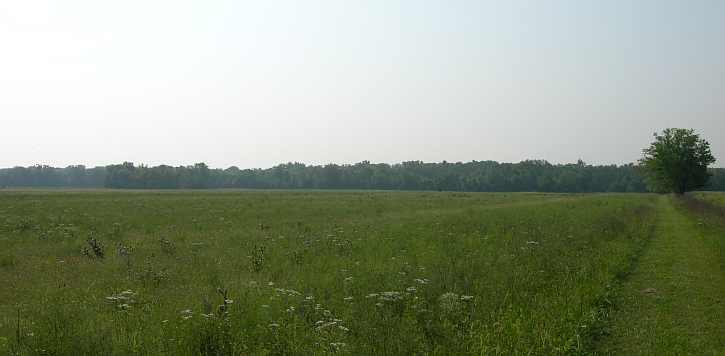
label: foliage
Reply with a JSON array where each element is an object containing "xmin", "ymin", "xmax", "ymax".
[
  {"xmin": 2, "ymin": 159, "xmax": 725, "ymax": 192},
  {"xmin": 0, "ymin": 165, "xmax": 105, "ymax": 188},
  {"xmin": 639, "ymin": 128, "xmax": 716, "ymax": 194}
]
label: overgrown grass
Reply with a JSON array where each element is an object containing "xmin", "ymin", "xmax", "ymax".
[
  {"xmin": 594, "ymin": 195, "xmax": 725, "ymax": 355},
  {"xmin": 0, "ymin": 191, "xmax": 657, "ymax": 355}
]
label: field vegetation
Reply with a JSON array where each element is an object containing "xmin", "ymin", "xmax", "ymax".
[{"xmin": 0, "ymin": 190, "xmax": 669, "ymax": 355}]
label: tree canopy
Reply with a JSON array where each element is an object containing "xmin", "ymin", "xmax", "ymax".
[
  {"xmin": 639, "ymin": 128, "xmax": 716, "ymax": 194},
  {"xmin": 2, "ymin": 159, "xmax": 725, "ymax": 192}
]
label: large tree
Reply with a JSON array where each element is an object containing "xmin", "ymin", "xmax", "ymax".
[{"xmin": 639, "ymin": 128, "xmax": 716, "ymax": 194}]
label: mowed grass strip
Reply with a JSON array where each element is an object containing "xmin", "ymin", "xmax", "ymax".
[
  {"xmin": 0, "ymin": 191, "xmax": 656, "ymax": 355},
  {"xmin": 595, "ymin": 196, "xmax": 725, "ymax": 355}
]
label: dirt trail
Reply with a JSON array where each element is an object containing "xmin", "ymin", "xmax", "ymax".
[{"xmin": 595, "ymin": 196, "xmax": 725, "ymax": 355}]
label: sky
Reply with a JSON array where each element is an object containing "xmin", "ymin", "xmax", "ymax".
[{"xmin": 1, "ymin": 0, "xmax": 723, "ymax": 169}]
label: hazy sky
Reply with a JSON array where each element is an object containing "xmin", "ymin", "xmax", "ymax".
[{"xmin": 1, "ymin": 1, "xmax": 723, "ymax": 168}]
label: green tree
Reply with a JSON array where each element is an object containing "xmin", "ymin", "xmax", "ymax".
[{"xmin": 639, "ymin": 128, "xmax": 716, "ymax": 194}]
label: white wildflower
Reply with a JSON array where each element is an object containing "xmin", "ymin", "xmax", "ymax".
[
  {"xmin": 315, "ymin": 321, "xmax": 337, "ymax": 331},
  {"xmin": 379, "ymin": 291, "xmax": 402, "ymax": 301}
]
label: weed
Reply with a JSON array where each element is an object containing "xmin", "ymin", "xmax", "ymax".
[
  {"xmin": 159, "ymin": 236, "xmax": 176, "ymax": 255},
  {"xmin": 249, "ymin": 244, "xmax": 266, "ymax": 273},
  {"xmin": 81, "ymin": 236, "xmax": 105, "ymax": 259},
  {"xmin": 14, "ymin": 218, "xmax": 33, "ymax": 232}
]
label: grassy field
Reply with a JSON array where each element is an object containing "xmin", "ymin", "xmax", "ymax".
[
  {"xmin": 694, "ymin": 191, "xmax": 725, "ymax": 208},
  {"xmin": 595, "ymin": 196, "xmax": 725, "ymax": 355},
  {"xmin": 0, "ymin": 190, "xmax": 722, "ymax": 355}
]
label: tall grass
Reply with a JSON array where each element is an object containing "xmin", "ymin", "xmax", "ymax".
[{"xmin": 0, "ymin": 191, "xmax": 656, "ymax": 355}]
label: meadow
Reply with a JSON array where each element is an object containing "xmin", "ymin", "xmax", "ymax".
[{"xmin": 0, "ymin": 190, "xmax": 722, "ymax": 355}]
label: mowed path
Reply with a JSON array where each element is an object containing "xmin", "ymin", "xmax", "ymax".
[{"xmin": 596, "ymin": 196, "xmax": 725, "ymax": 355}]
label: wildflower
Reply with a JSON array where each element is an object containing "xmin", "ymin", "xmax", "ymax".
[
  {"xmin": 461, "ymin": 295, "xmax": 474, "ymax": 302},
  {"xmin": 338, "ymin": 325, "xmax": 350, "ymax": 332},
  {"xmin": 315, "ymin": 321, "xmax": 337, "ymax": 331},
  {"xmin": 224, "ymin": 299, "xmax": 234, "ymax": 304},
  {"xmin": 379, "ymin": 291, "xmax": 402, "ymax": 301}
]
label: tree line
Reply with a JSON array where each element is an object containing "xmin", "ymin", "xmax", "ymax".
[{"xmin": 1, "ymin": 160, "xmax": 724, "ymax": 192}]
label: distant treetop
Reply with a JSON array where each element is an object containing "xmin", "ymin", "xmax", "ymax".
[{"xmin": 639, "ymin": 128, "xmax": 716, "ymax": 194}]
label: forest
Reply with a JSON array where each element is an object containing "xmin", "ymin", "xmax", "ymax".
[{"xmin": 1, "ymin": 160, "xmax": 724, "ymax": 192}]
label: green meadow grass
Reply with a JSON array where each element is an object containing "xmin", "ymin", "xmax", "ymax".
[
  {"xmin": 694, "ymin": 191, "xmax": 725, "ymax": 208},
  {"xmin": 595, "ymin": 196, "xmax": 725, "ymax": 355},
  {"xmin": 0, "ymin": 191, "xmax": 660, "ymax": 355}
]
